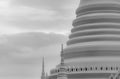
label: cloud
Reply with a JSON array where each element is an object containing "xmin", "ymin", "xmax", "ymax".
[
  {"xmin": 0, "ymin": 0, "xmax": 79, "ymax": 79},
  {"xmin": 0, "ymin": 32, "xmax": 68, "ymax": 58},
  {"xmin": 0, "ymin": 5, "xmax": 57, "ymax": 33},
  {"xmin": 12, "ymin": 0, "xmax": 78, "ymax": 10},
  {"xmin": 0, "ymin": 32, "xmax": 68, "ymax": 79},
  {"xmin": 0, "ymin": 0, "xmax": 79, "ymax": 34},
  {"xmin": 6, "ymin": 32, "xmax": 67, "ymax": 48}
]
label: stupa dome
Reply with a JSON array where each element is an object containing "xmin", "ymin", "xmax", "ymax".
[
  {"xmin": 49, "ymin": 1, "xmax": 120, "ymax": 79},
  {"xmin": 63, "ymin": 0, "xmax": 120, "ymax": 65}
]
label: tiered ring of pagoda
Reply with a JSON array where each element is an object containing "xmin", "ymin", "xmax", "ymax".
[{"xmin": 64, "ymin": 1, "xmax": 120, "ymax": 60}]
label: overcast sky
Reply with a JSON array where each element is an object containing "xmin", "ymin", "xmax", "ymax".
[{"xmin": 0, "ymin": 0, "xmax": 79, "ymax": 79}]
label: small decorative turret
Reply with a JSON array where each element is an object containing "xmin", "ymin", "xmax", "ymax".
[
  {"xmin": 57, "ymin": 44, "xmax": 67, "ymax": 79},
  {"xmin": 61, "ymin": 44, "xmax": 65, "ymax": 65},
  {"xmin": 45, "ymin": 73, "xmax": 48, "ymax": 79},
  {"xmin": 41, "ymin": 57, "xmax": 46, "ymax": 79},
  {"xmin": 114, "ymin": 71, "xmax": 120, "ymax": 79},
  {"xmin": 109, "ymin": 74, "xmax": 114, "ymax": 79}
]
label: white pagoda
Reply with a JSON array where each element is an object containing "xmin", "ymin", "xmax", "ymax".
[{"xmin": 49, "ymin": 0, "xmax": 120, "ymax": 79}]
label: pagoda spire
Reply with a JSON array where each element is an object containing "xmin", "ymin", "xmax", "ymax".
[
  {"xmin": 41, "ymin": 57, "xmax": 46, "ymax": 79},
  {"xmin": 42, "ymin": 57, "xmax": 45, "ymax": 74},
  {"xmin": 61, "ymin": 44, "xmax": 64, "ymax": 65},
  {"xmin": 57, "ymin": 44, "xmax": 67, "ymax": 79}
]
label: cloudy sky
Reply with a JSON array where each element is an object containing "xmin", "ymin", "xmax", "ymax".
[{"xmin": 0, "ymin": 0, "xmax": 79, "ymax": 79}]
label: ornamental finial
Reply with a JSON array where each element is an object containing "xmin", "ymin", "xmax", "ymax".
[{"xmin": 61, "ymin": 44, "xmax": 64, "ymax": 65}]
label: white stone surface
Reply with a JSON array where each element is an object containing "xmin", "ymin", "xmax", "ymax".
[{"xmin": 64, "ymin": 0, "xmax": 120, "ymax": 63}]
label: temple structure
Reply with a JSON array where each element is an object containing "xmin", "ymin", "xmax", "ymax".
[
  {"xmin": 49, "ymin": 0, "xmax": 120, "ymax": 79},
  {"xmin": 57, "ymin": 44, "xmax": 67, "ymax": 79}
]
